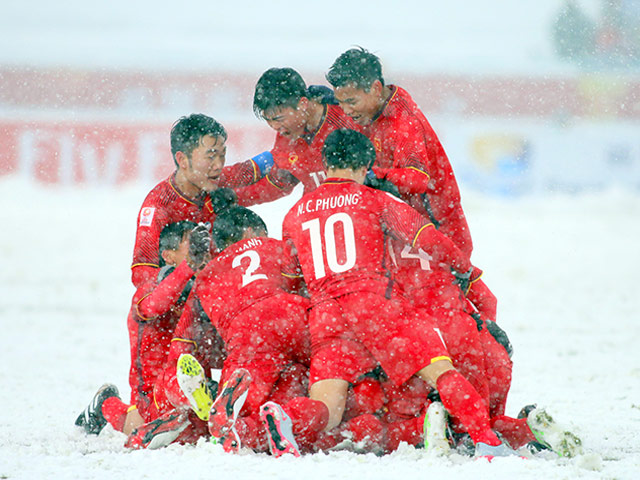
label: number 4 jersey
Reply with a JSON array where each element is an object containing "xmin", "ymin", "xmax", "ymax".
[{"xmin": 282, "ymin": 178, "xmax": 471, "ymax": 303}]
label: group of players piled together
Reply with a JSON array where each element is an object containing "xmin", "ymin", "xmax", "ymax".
[{"xmin": 75, "ymin": 48, "xmax": 582, "ymax": 459}]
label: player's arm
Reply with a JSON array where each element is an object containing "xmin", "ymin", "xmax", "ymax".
[
  {"xmin": 131, "ymin": 207, "xmax": 168, "ymax": 288},
  {"xmin": 279, "ymin": 238, "xmax": 307, "ymax": 296},
  {"xmin": 235, "ymin": 163, "xmax": 300, "ymax": 207},
  {"xmin": 135, "ymin": 261, "xmax": 196, "ymax": 320},
  {"xmin": 371, "ymin": 165, "xmax": 430, "ymax": 196},
  {"xmin": 160, "ymin": 295, "xmax": 201, "ymax": 410},
  {"xmin": 219, "ymin": 151, "xmax": 274, "ymax": 188},
  {"xmin": 380, "ymin": 193, "xmax": 470, "ymax": 273},
  {"xmin": 466, "ymin": 275, "xmax": 498, "ymax": 322}
]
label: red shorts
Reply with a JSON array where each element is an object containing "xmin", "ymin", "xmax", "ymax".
[
  {"xmin": 220, "ymin": 293, "xmax": 310, "ymax": 415},
  {"xmin": 309, "ymin": 292, "xmax": 450, "ymax": 386}
]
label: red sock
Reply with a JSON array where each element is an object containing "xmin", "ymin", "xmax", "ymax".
[
  {"xmin": 285, "ymin": 397, "xmax": 329, "ymax": 451},
  {"xmin": 491, "ymin": 415, "xmax": 536, "ymax": 449},
  {"xmin": 436, "ymin": 369, "xmax": 500, "ymax": 446},
  {"xmin": 101, "ymin": 397, "xmax": 131, "ymax": 433}
]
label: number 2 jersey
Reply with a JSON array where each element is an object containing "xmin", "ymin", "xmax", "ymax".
[
  {"xmin": 282, "ymin": 178, "xmax": 470, "ymax": 304},
  {"xmin": 193, "ymin": 236, "xmax": 305, "ymax": 338}
]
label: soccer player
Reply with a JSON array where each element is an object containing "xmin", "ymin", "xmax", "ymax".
[
  {"xmin": 75, "ymin": 220, "xmax": 209, "ymax": 436},
  {"xmin": 326, "ymin": 47, "xmax": 508, "ymax": 413},
  {"xmin": 154, "ymin": 206, "xmax": 330, "ymax": 453},
  {"xmin": 131, "ymin": 113, "xmax": 272, "ymax": 290},
  {"xmin": 281, "ymin": 128, "xmax": 515, "ymax": 457},
  {"xmin": 234, "ymin": 67, "xmax": 360, "ymax": 206},
  {"xmin": 326, "ymin": 47, "xmax": 498, "ymax": 318}
]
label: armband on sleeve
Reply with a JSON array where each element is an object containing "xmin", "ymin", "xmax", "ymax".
[{"xmin": 251, "ymin": 151, "xmax": 274, "ymax": 176}]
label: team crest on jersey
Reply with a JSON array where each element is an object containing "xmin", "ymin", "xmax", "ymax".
[
  {"xmin": 373, "ymin": 137, "xmax": 382, "ymax": 152},
  {"xmin": 139, "ymin": 207, "xmax": 155, "ymax": 227},
  {"xmin": 288, "ymin": 154, "xmax": 299, "ymax": 165}
]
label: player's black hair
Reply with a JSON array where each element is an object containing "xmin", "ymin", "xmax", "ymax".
[
  {"xmin": 209, "ymin": 187, "xmax": 237, "ymax": 214},
  {"xmin": 253, "ymin": 67, "xmax": 307, "ymax": 119},
  {"xmin": 211, "ymin": 206, "xmax": 268, "ymax": 251},
  {"xmin": 306, "ymin": 84, "xmax": 338, "ymax": 105},
  {"xmin": 322, "ymin": 128, "xmax": 376, "ymax": 171},
  {"xmin": 158, "ymin": 220, "xmax": 197, "ymax": 267},
  {"xmin": 326, "ymin": 47, "xmax": 385, "ymax": 90},
  {"xmin": 170, "ymin": 114, "xmax": 227, "ymax": 167}
]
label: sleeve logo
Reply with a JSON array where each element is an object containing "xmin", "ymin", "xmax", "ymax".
[{"xmin": 139, "ymin": 207, "xmax": 155, "ymax": 227}]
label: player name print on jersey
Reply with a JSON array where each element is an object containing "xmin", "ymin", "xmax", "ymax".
[
  {"xmin": 139, "ymin": 207, "xmax": 156, "ymax": 227},
  {"xmin": 296, "ymin": 192, "xmax": 361, "ymax": 215}
]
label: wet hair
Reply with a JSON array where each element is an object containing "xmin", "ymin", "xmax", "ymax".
[
  {"xmin": 170, "ymin": 114, "xmax": 227, "ymax": 166},
  {"xmin": 158, "ymin": 220, "xmax": 197, "ymax": 267},
  {"xmin": 209, "ymin": 187, "xmax": 237, "ymax": 214},
  {"xmin": 253, "ymin": 67, "xmax": 307, "ymax": 119},
  {"xmin": 326, "ymin": 47, "xmax": 384, "ymax": 90},
  {"xmin": 211, "ymin": 206, "xmax": 268, "ymax": 250},
  {"xmin": 322, "ymin": 128, "xmax": 376, "ymax": 171}
]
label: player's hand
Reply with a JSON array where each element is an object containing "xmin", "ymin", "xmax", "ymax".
[
  {"xmin": 452, "ymin": 267, "xmax": 473, "ymax": 294},
  {"xmin": 209, "ymin": 188, "xmax": 237, "ymax": 214},
  {"xmin": 188, "ymin": 222, "xmax": 211, "ymax": 270},
  {"xmin": 364, "ymin": 170, "xmax": 402, "ymax": 198}
]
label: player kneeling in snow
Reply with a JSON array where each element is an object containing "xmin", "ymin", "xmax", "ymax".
[{"xmin": 75, "ymin": 220, "xmax": 211, "ymax": 442}]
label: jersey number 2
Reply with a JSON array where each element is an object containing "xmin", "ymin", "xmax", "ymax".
[{"xmin": 232, "ymin": 250, "xmax": 268, "ymax": 287}]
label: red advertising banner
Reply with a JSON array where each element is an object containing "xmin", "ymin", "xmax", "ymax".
[{"xmin": 0, "ymin": 120, "xmax": 273, "ymax": 185}]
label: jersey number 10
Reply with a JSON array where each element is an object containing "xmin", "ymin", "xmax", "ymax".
[{"xmin": 301, "ymin": 213, "xmax": 357, "ymax": 280}]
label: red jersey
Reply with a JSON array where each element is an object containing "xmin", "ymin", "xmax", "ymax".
[
  {"xmin": 131, "ymin": 160, "xmax": 261, "ymax": 288},
  {"xmin": 193, "ymin": 236, "xmax": 304, "ymax": 339},
  {"xmin": 364, "ymin": 85, "xmax": 472, "ymax": 257},
  {"xmin": 127, "ymin": 261, "xmax": 195, "ymax": 419},
  {"xmin": 282, "ymin": 178, "xmax": 470, "ymax": 303},
  {"xmin": 236, "ymin": 104, "xmax": 359, "ymax": 206},
  {"xmin": 157, "ymin": 237, "xmax": 306, "ymax": 412}
]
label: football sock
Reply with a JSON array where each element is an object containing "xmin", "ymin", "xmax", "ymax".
[
  {"xmin": 101, "ymin": 396, "xmax": 131, "ymax": 433},
  {"xmin": 284, "ymin": 397, "xmax": 329, "ymax": 450},
  {"xmin": 436, "ymin": 369, "xmax": 501, "ymax": 446},
  {"xmin": 491, "ymin": 415, "xmax": 536, "ymax": 449}
]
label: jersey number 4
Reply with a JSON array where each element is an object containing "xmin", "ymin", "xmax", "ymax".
[{"xmin": 301, "ymin": 213, "xmax": 356, "ymax": 280}]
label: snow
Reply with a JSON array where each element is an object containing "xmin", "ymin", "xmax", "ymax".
[
  {"xmin": 1, "ymin": 0, "xmax": 639, "ymax": 477},
  {"xmin": 1, "ymin": 178, "xmax": 639, "ymax": 479}
]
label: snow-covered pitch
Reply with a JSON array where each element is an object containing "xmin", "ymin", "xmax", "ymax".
[{"xmin": 1, "ymin": 178, "xmax": 639, "ymax": 479}]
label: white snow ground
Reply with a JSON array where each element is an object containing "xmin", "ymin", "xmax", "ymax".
[
  {"xmin": 1, "ymin": 0, "xmax": 639, "ymax": 477},
  {"xmin": 1, "ymin": 178, "xmax": 639, "ymax": 479}
]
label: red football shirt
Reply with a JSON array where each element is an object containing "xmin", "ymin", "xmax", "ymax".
[
  {"xmin": 236, "ymin": 104, "xmax": 360, "ymax": 205},
  {"xmin": 364, "ymin": 85, "xmax": 472, "ymax": 257},
  {"xmin": 131, "ymin": 160, "xmax": 261, "ymax": 288},
  {"xmin": 282, "ymin": 178, "xmax": 470, "ymax": 303},
  {"xmin": 193, "ymin": 236, "xmax": 304, "ymax": 337}
]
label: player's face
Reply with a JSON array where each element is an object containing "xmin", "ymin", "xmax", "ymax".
[
  {"xmin": 182, "ymin": 134, "xmax": 226, "ymax": 193},
  {"xmin": 334, "ymin": 83, "xmax": 381, "ymax": 126},
  {"xmin": 263, "ymin": 104, "xmax": 307, "ymax": 140},
  {"xmin": 173, "ymin": 233, "xmax": 191, "ymax": 266}
]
